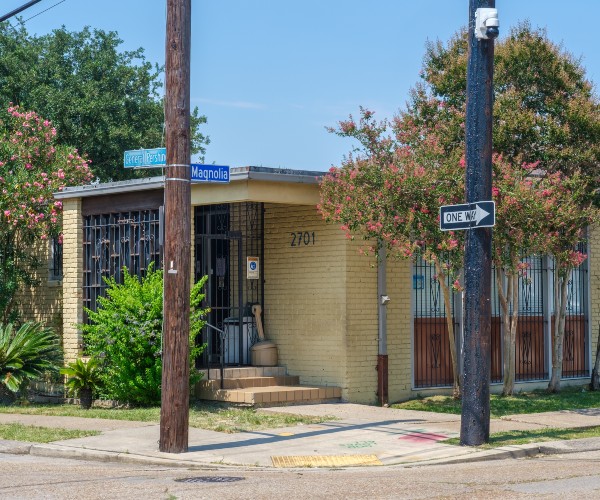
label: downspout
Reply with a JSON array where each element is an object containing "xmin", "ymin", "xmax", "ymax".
[{"xmin": 377, "ymin": 245, "xmax": 390, "ymax": 406}]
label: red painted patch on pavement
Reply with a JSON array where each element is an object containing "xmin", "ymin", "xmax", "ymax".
[{"xmin": 398, "ymin": 432, "xmax": 448, "ymax": 443}]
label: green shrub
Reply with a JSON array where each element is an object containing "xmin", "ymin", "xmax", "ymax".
[
  {"xmin": 60, "ymin": 357, "xmax": 102, "ymax": 397},
  {"xmin": 0, "ymin": 322, "xmax": 62, "ymax": 394},
  {"xmin": 81, "ymin": 265, "xmax": 207, "ymax": 405}
]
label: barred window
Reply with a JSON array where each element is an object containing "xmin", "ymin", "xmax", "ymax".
[
  {"xmin": 83, "ymin": 209, "xmax": 162, "ymax": 320},
  {"xmin": 49, "ymin": 237, "xmax": 63, "ymax": 281}
]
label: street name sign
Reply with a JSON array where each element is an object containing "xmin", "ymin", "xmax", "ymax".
[
  {"xmin": 124, "ymin": 148, "xmax": 167, "ymax": 168},
  {"xmin": 190, "ymin": 164, "xmax": 230, "ymax": 183},
  {"xmin": 439, "ymin": 201, "xmax": 495, "ymax": 231}
]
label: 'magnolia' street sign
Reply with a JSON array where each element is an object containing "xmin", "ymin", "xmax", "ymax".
[
  {"xmin": 439, "ymin": 201, "xmax": 495, "ymax": 231},
  {"xmin": 190, "ymin": 164, "xmax": 230, "ymax": 183},
  {"xmin": 124, "ymin": 148, "xmax": 167, "ymax": 168}
]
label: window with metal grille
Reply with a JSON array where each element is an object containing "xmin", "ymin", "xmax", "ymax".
[
  {"xmin": 49, "ymin": 237, "xmax": 63, "ymax": 281},
  {"xmin": 83, "ymin": 209, "xmax": 162, "ymax": 321}
]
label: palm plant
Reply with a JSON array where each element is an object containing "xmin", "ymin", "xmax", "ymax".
[
  {"xmin": 60, "ymin": 357, "xmax": 102, "ymax": 409},
  {"xmin": 0, "ymin": 322, "xmax": 62, "ymax": 394}
]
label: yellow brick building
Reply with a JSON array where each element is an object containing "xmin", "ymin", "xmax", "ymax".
[{"xmin": 49, "ymin": 167, "xmax": 595, "ymax": 404}]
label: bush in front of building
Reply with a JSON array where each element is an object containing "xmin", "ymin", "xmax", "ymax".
[
  {"xmin": 0, "ymin": 322, "xmax": 62, "ymax": 401},
  {"xmin": 81, "ymin": 265, "xmax": 207, "ymax": 406}
]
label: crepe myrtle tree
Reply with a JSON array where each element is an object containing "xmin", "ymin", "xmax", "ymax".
[
  {"xmin": 540, "ymin": 171, "xmax": 597, "ymax": 393},
  {"xmin": 319, "ymin": 108, "xmax": 465, "ymax": 398},
  {"xmin": 0, "ymin": 105, "xmax": 93, "ymax": 321},
  {"xmin": 491, "ymin": 158, "xmax": 568, "ymax": 395}
]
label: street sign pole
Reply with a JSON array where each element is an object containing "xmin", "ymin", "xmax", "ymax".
[{"xmin": 461, "ymin": 0, "xmax": 496, "ymax": 446}]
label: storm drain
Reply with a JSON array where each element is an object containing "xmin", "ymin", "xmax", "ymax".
[
  {"xmin": 271, "ymin": 455, "xmax": 382, "ymax": 468},
  {"xmin": 175, "ymin": 476, "xmax": 245, "ymax": 483}
]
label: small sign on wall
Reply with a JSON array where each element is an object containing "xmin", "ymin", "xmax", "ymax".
[{"xmin": 247, "ymin": 257, "xmax": 260, "ymax": 279}]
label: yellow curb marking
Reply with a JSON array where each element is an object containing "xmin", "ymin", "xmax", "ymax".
[{"xmin": 271, "ymin": 454, "xmax": 382, "ymax": 468}]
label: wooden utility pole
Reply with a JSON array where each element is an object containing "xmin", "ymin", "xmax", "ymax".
[
  {"xmin": 460, "ymin": 0, "xmax": 497, "ymax": 446},
  {"xmin": 160, "ymin": 0, "xmax": 191, "ymax": 453}
]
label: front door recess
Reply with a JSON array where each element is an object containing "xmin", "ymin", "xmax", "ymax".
[{"xmin": 194, "ymin": 203, "xmax": 264, "ymax": 368}]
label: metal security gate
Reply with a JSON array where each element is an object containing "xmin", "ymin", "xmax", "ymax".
[
  {"xmin": 194, "ymin": 203, "xmax": 264, "ymax": 368},
  {"xmin": 515, "ymin": 255, "xmax": 548, "ymax": 382},
  {"xmin": 556, "ymin": 243, "xmax": 589, "ymax": 378},
  {"xmin": 413, "ymin": 256, "xmax": 458, "ymax": 388},
  {"xmin": 414, "ymin": 249, "xmax": 589, "ymax": 389}
]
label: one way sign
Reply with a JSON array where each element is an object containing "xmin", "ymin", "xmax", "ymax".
[{"xmin": 439, "ymin": 201, "xmax": 495, "ymax": 231}]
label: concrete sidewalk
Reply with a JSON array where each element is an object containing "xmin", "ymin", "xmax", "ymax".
[{"xmin": 1, "ymin": 403, "xmax": 600, "ymax": 469}]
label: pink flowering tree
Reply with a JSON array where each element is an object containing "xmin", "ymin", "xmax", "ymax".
[
  {"xmin": 492, "ymin": 161, "xmax": 596, "ymax": 394},
  {"xmin": 0, "ymin": 105, "xmax": 93, "ymax": 322},
  {"xmin": 319, "ymin": 108, "xmax": 465, "ymax": 397},
  {"xmin": 539, "ymin": 171, "xmax": 597, "ymax": 392},
  {"xmin": 492, "ymin": 158, "xmax": 554, "ymax": 395}
]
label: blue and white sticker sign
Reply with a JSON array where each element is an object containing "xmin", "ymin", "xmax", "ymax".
[
  {"xmin": 439, "ymin": 201, "xmax": 495, "ymax": 231},
  {"xmin": 247, "ymin": 257, "xmax": 259, "ymax": 279},
  {"xmin": 124, "ymin": 148, "xmax": 166, "ymax": 168},
  {"xmin": 191, "ymin": 164, "xmax": 230, "ymax": 183}
]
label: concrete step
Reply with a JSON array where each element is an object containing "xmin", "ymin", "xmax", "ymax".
[
  {"xmin": 198, "ymin": 385, "xmax": 342, "ymax": 405},
  {"xmin": 201, "ymin": 366, "xmax": 287, "ymax": 380},
  {"xmin": 198, "ymin": 375, "xmax": 300, "ymax": 390}
]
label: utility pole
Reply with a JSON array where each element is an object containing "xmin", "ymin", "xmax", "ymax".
[
  {"xmin": 160, "ymin": 0, "xmax": 191, "ymax": 453},
  {"xmin": 460, "ymin": 0, "xmax": 498, "ymax": 446}
]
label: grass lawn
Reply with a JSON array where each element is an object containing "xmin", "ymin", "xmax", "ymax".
[
  {"xmin": 0, "ymin": 423, "xmax": 100, "ymax": 443},
  {"xmin": 444, "ymin": 426, "xmax": 600, "ymax": 448},
  {"xmin": 392, "ymin": 386, "xmax": 600, "ymax": 417},
  {"xmin": 0, "ymin": 401, "xmax": 334, "ymax": 433}
]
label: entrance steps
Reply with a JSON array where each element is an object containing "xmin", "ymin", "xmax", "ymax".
[{"xmin": 195, "ymin": 366, "xmax": 342, "ymax": 405}]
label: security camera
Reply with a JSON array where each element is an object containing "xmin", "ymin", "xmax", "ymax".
[{"xmin": 475, "ymin": 7, "xmax": 499, "ymax": 40}]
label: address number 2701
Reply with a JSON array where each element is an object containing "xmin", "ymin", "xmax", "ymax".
[{"xmin": 290, "ymin": 231, "xmax": 316, "ymax": 247}]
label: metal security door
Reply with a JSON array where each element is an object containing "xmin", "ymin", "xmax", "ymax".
[{"xmin": 194, "ymin": 203, "xmax": 264, "ymax": 368}]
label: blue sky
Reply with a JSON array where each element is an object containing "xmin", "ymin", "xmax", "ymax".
[{"xmin": 3, "ymin": 1, "xmax": 599, "ymax": 171}]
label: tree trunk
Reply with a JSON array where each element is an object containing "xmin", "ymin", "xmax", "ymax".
[
  {"xmin": 496, "ymin": 256, "xmax": 519, "ymax": 396},
  {"xmin": 434, "ymin": 258, "xmax": 460, "ymax": 398},
  {"xmin": 548, "ymin": 265, "xmax": 571, "ymax": 393},
  {"xmin": 591, "ymin": 323, "xmax": 600, "ymax": 391}
]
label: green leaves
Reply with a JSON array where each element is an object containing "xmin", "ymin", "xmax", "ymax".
[
  {"xmin": 81, "ymin": 265, "xmax": 206, "ymax": 405},
  {"xmin": 0, "ymin": 24, "xmax": 209, "ymax": 182},
  {"xmin": 0, "ymin": 322, "xmax": 62, "ymax": 393},
  {"xmin": 60, "ymin": 357, "xmax": 102, "ymax": 396}
]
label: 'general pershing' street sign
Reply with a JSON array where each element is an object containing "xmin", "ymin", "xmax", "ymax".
[
  {"xmin": 439, "ymin": 201, "xmax": 495, "ymax": 231},
  {"xmin": 124, "ymin": 148, "xmax": 167, "ymax": 168}
]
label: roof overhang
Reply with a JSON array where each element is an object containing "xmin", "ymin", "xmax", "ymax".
[{"xmin": 55, "ymin": 166, "xmax": 326, "ymax": 206}]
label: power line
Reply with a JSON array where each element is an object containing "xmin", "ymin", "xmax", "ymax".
[{"xmin": 21, "ymin": 0, "xmax": 66, "ymax": 23}]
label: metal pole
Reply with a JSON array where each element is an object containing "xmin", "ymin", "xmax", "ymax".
[
  {"xmin": 460, "ymin": 0, "xmax": 495, "ymax": 446},
  {"xmin": 377, "ymin": 245, "xmax": 389, "ymax": 406},
  {"xmin": 160, "ymin": 0, "xmax": 191, "ymax": 453}
]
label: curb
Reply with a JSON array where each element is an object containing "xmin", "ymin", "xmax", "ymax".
[
  {"xmin": 26, "ymin": 444, "xmax": 272, "ymax": 471},
  {"xmin": 0, "ymin": 440, "xmax": 33, "ymax": 455},
  {"xmin": 402, "ymin": 437, "xmax": 600, "ymax": 467},
  {"xmin": 4, "ymin": 437, "xmax": 600, "ymax": 470}
]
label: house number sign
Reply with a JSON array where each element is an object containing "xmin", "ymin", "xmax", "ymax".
[{"xmin": 290, "ymin": 231, "xmax": 316, "ymax": 247}]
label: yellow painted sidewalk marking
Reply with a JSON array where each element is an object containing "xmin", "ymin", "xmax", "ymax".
[{"xmin": 271, "ymin": 454, "xmax": 382, "ymax": 468}]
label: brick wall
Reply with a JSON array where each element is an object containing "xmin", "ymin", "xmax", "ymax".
[
  {"xmin": 15, "ymin": 240, "xmax": 62, "ymax": 334},
  {"xmin": 386, "ymin": 257, "xmax": 413, "ymax": 402},
  {"xmin": 61, "ymin": 198, "xmax": 83, "ymax": 363},
  {"xmin": 263, "ymin": 204, "xmax": 348, "ymax": 393},
  {"xmin": 263, "ymin": 203, "xmax": 416, "ymax": 403}
]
